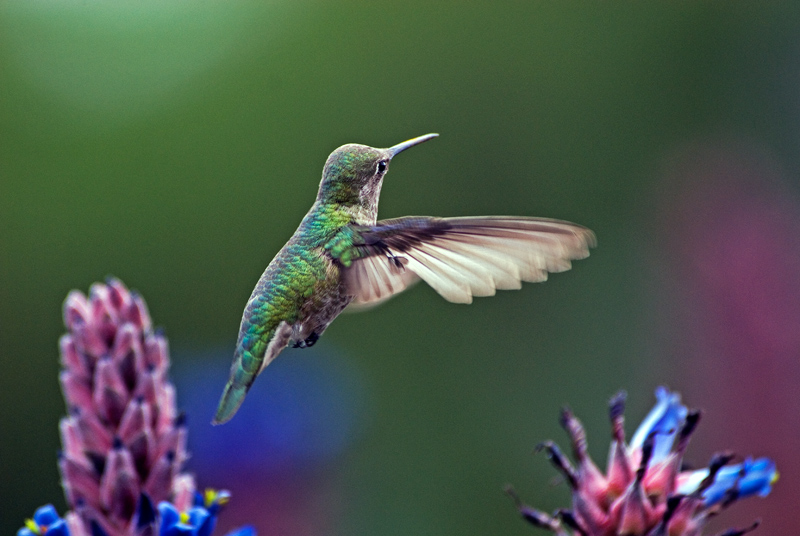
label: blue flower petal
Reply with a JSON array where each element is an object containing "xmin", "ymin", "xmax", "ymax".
[
  {"xmin": 701, "ymin": 457, "xmax": 777, "ymax": 506},
  {"xmin": 33, "ymin": 505, "xmax": 61, "ymax": 526},
  {"xmin": 186, "ymin": 507, "xmax": 213, "ymax": 536},
  {"xmin": 17, "ymin": 529, "xmax": 37, "ymax": 536},
  {"xmin": 158, "ymin": 502, "xmax": 183, "ymax": 536},
  {"xmin": 630, "ymin": 387, "xmax": 687, "ymax": 462},
  {"xmin": 187, "ymin": 507, "xmax": 210, "ymax": 527},
  {"xmin": 197, "ymin": 514, "xmax": 217, "ymax": 536},
  {"xmin": 44, "ymin": 520, "xmax": 70, "ymax": 536},
  {"xmin": 157, "ymin": 501, "xmax": 226, "ymax": 536},
  {"xmin": 162, "ymin": 525, "xmax": 197, "ymax": 536},
  {"xmin": 225, "ymin": 527, "xmax": 256, "ymax": 536}
]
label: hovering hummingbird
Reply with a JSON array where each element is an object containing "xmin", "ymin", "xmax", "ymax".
[{"xmin": 213, "ymin": 133, "xmax": 596, "ymax": 424}]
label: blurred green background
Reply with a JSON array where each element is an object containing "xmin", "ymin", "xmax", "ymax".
[{"xmin": 2, "ymin": 2, "xmax": 800, "ymax": 535}]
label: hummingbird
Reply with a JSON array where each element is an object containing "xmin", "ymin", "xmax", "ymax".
[{"xmin": 213, "ymin": 133, "xmax": 596, "ymax": 424}]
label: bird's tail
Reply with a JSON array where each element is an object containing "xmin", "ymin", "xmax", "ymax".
[
  {"xmin": 213, "ymin": 321, "xmax": 292, "ymax": 424},
  {"xmin": 213, "ymin": 366, "xmax": 252, "ymax": 425}
]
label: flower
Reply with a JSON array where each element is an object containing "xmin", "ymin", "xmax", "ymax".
[
  {"xmin": 677, "ymin": 458, "xmax": 778, "ymax": 508},
  {"xmin": 20, "ymin": 279, "xmax": 255, "ymax": 536},
  {"xmin": 57, "ymin": 278, "xmax": 191, "ymax": 535},
  {"xmin": 18, "ymin": 505, "xmax": 70, "ymax": 536},
  {"xmin": 507, "ymin": 387, "xmax": 778, "ymax": 536},
  {"xmin": 157, "ymin": 489, "xmax": 252, "ymax": 536}
]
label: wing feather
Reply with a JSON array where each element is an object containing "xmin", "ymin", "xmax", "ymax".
[
  {"xmin": 343, "ymin": 215, "xmax": 595, "ymax": 305},
  {"xmin": 343, "ymin": 253, "xmax": 419, "ymax": 306}
]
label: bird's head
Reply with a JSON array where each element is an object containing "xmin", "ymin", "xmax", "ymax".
[{"xmin": 317, "ymin": 133, "xmax": 438, "ymax": 215}]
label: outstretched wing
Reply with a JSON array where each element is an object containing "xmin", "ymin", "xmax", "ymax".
[{"xmin": 343, "ymin": 216, "xmax": 596, "ymax": 305}]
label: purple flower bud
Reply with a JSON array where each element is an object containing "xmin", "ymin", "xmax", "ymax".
[
  {"xmin": 128, "ymin": 292, "xmax": 152, "ymax": 333},
  {"xmin": 171, "ymin": 475, "xmax": 196, "ymax": 514},
  {"xmin": 60, "ymin": 336, "xmax": 89, "ymax": 379},
  {"xmin": 145, "ymin": 451, "xmax": 177, "ymax": 501},
  {"xmin": 60, "ymin": 371, "xmax": 93, "ymax": 413},
  {"xmin": 117, "ymin": 399, "xmax": 152, "ymax": 445},
  {"xmin": 106, "ymin": 278, "xmax": 133, "ymax": 315},
  {"xmin": 89, "ymin": 283, "xmax": 119, "ymax": 344},
  {"xmin": 133, "ymin": 368, "xmax": 158, "ymax": 408},
  {"xmin": 64, "ymin": 292, "xmax": 91, "ymax": 332},
  {"xmin": 99, "ymin": 440, "xmax": 139, "ymax": 524},
  {"xmin": 143, "ymin": 333, "xmax": 169, "ymax": 374},
  {"xmin": 155, "ymin": 385, "xmax": 177, "ymax": 435},
  {"xmin": 111, "ymin": 324, "xmax": 145, "ymax": 389},
  {"xmin": 65, "ymin": 512, "xmax": 88, "ymax": 536},
  {"xmin": 59, "ymin": 455, "xmax": 101, "ymax": 510},
  {"xmin": 59, "ymin": 419, "xmax": 93, "ymax": 472}
]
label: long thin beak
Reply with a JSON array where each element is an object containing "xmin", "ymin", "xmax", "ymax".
[{"xmin": 388, "ymin": 133, "xmax": 439, "ymax": 158}]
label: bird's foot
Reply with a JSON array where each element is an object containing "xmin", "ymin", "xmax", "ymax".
[{"xmin": 292, "ymin": 332, "xmax": 319, "ymax": 349}]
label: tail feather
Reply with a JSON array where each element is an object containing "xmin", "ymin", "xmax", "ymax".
[
  {"xmin": 213, "ymin": 320, "xmax": 293, "ymax": 424},
  {"xmin": 213, "ymin": 383, "xmax": 249, "ymax": 425}
]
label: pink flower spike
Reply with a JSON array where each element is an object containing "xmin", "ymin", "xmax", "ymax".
[{"xmin": 52, "ymin": 280, "xmax": 223, "ymax": 535}]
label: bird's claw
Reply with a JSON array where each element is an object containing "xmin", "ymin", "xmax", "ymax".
[{"xmin": 292, "ymin": 332, "xmax": 319, "ymax": 349}]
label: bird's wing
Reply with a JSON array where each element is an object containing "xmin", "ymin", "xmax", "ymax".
[{"xmin": 343, "ymin": 216, "xmax": 596, "ymax": 305}]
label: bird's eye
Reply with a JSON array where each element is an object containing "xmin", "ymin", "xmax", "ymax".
[{"xmin": 377, "ymin": 160, "xmax": 387, "ymax": 174}]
